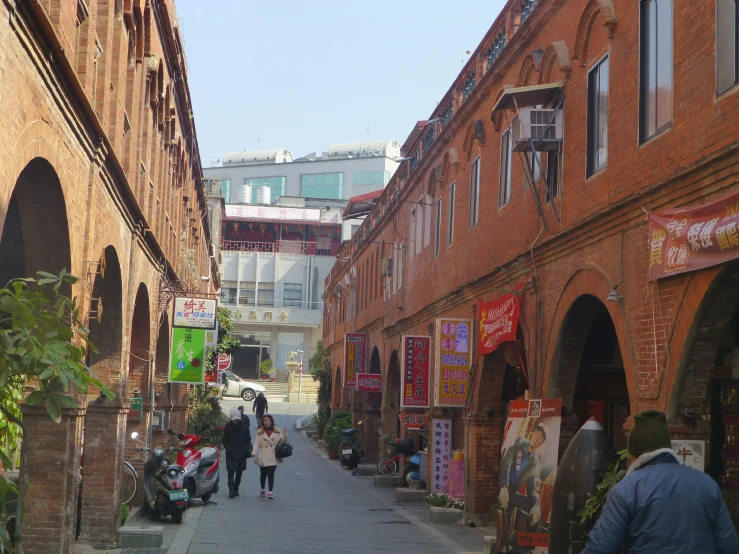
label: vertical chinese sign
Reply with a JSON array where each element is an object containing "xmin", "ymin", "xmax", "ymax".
[
  {"xmin": 435, "ymin": 319, "xmax": 473, "ymax": 407},
  {"xmin": 168, "ymin": 327, "xmax": 207, "ymax": 384},
  {"xmin": 648, "ymin": 190, "xmax": 739, "ymax": 280},
  {"xmin": 344, "ymin": 333, "xmax": 366, "ymax": 387},
  {"xmin": 401, "ymin": 336, "xmax": 431, "ymax": 408},
  {"xmin": 431, "ymin": 419, "xmax": 452, "ymax": 493}
]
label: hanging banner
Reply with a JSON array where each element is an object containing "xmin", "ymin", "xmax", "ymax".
[
  {"xmin": 435, "ymin": 319, "xmax": 473, "ymax": 407},
  {"xmin": 496, "ymin": 399, "xmax": 562, "ymax": 554},
  {"xmin": 205, "ymin": 322, "xmax": 219, "ymax": 356},
  {"xmin": 399, "ymin": 413, "xmax": 427, "ymax": 430},
  {"xmin": 344, "ymin": 333, "xmax": 366, "ymax": 387},
  {"xmin": 356, "ymin": 373, "xmax": 382, "ymax": 392},
  {"xmin": 648, "ymin": 189, "xmax": 739, "ymax": 280},
  {"xmin": 168, "ymin": 327, "xmax": 207, "ymax": 384},
  {"xmin": 174, "ymin": 297, "xmax": 218, "ymax": 329},
  {"xmin": 431, "ymin": 419, "xmax": 452, "ymax": 493},
  {"xmin": 479, "ymin": 294, "xmax": 519, "ymax": 354},
  {"xmin": 401, "ymin": 335, "xmax": 431, "ymax": 408}
]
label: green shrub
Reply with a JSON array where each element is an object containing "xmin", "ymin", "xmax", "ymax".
[
  {"xmin": 323, "ymin": 410, "xmax": 352, "ymax": 452},
  {"xmin": 426, "ymin": 492, "xmax": 464, "ymax": 510},
  {"xmin": 120, "ymin": 504, "xmax": 129, "ymax": 525}
]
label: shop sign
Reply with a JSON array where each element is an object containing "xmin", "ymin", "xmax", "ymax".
[
  {"xmin": 478, "ymin": 294, "xmax": 519, "ymax": 354},
  {"xmin": 205, "ymin": 323, "xmax": 219, "ymax": 356},
  {"xmin": 168, "ymin": 327, "xmax": 207, "ymax": 384},
  {"xmin": 497, "ymin": 399, "xmax": 562, "ymax": 553},
  {"xmin": 127, "ymin": 397, "xmax": 143, "ymax": 422},
  {"xmin": 344, "ymin": 333, "xmax": 366, "ymax": 387},
  {"xmin": 173, "ymin": 297, "xmax": 217, "ymax": 329},
  {"xmin": 434, "ymin": 319, "xmax": 472, "ymax": 407},
  {"xmin": 217, "ymin": 353, "xmax": 232, "ymax": 371},
  {"xmin": 431, "ymin": 419, "xmax": 452, "ymax": 492},
  {"xmin": 401, "ymin": 335, "xmax": 431, "ymax": 408},
  {"xmin": 399, "ymin": 413, "xmax": 427, "ymax": 430},
  {"xmin": 671, "ymin": 440, "xmax": 705, "ymax": 471},
  {"xmin": 356, "ymin": 373, "xmax": 382, "ymax": 392},
  {"xmin": 648, "ymin": 189, "xmax": 739, "ymax": 280}
]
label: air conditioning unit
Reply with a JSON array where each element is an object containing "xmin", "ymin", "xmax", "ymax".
[
  {"xmin": 381, "ymin": 257, "xmax": 393, "ymax": 277},
  {"xmin": 511, "ymin": 108, "xmax": 563, "ymax": 152}
]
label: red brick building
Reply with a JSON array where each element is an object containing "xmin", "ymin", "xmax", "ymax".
[
  {"xmin": 0, "ymin": 0, "xmax": 215, "ymax": 551},
  {"xmin": 323, "ymin": 0, "xmax": 739, "ymax": 526}
]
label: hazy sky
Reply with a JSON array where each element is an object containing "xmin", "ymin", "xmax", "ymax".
[{"xmin": 176, "ymin": 0, "xmax": 506, "ymax": 167}]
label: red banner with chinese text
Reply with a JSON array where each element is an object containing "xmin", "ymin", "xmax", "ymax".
[
  {"xmin": 478, "ymin": 294, "xmax": 520, "ymax": 355},
  {"xmin": 401, "ymin": 335, "xmax": 431, "ymax": 408},
  {"xmin": 344, "ymin": 333, "xmax": 366, "ymax": 387},
  {"xmin": 399, "ymin": 413, "xmax": 427, "ymax": 429},
  {"xmin": 356, "ymin": 373, "xmax": 382, "ymax": 392},
  {"xmin": 648, "ymin": 190, "xmax": 739, "ymax": 280}
]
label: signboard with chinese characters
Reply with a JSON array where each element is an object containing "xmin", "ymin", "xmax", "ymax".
[
  {"xmin": 217, "ymin": 353, "xmax": 232, "ymax": 371},
  {"xmin": 356, "ymin": 373, "xmax": 382, "ymax": 392},
  {"xmin": 344, "ymin": 333, "xmax": 366, "ymax": 387},
  {"xmin": 168, "ymin": 327, "xmax": 207, "ymax": 384},
  {"xmin": 399, "ymin": 413, "xmax": 427, "ymax": 430},
  {"xmin": 648, "ymin": 189, "xmax": 739, "ymax": 280},
  {"xmin": 435, "ymin": 319, "xmax": 473, "ymax": 407},
  {"xmin": 401, "ymin": 335, "xmax": 431, "ymax": 408},
  {"xmin": 173, "ymin": 297, "xmax": 217, "ymax": 329},
  {"xmin": 205, "ymin": 322, "xmax": 219, "ymax": 356},
  {"xmin": 431, "ymin": 419, "xmax": 452, "ymax": 492},
  {"xmin": 671, "ymin": 440, "xmax": 705, "ymax": 471},
  {"xmin": 478, "ymin": 294, "xmax": 519, "ymax": 354},
  {"xmin": 225, "ymin": 204, "xmax": 338, "ymax": 222}
]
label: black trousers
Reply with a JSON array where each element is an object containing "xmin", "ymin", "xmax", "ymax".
[
  {"xmin": 227, "ymin": 470, "xmax": 243, "ymax": 489},
  {"xmin": 259, "ymin": 466, "xmax": 276, "ymax": 491}
]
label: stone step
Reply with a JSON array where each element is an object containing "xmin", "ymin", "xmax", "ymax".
[
  {"xmin": 483, "ymin": 535, "xmax": 496, "ymax": 554},
  {"xmin": 118, "ymin": 525, "xmax": 164, "ymax": 548},
  {"xmin": 395, "ymin": 487, "xmax": 427, "ymax": 504},
  {"xmin": 357, "ymin": 464, "xmax": 376, "ymax": 477},
  {"xmin": 374, "ymin": 475, "xmax": 400, "ymax": 488},
  {"xmin": 429, "ymin": 507, "xmax": 463, "ymax": 524}
]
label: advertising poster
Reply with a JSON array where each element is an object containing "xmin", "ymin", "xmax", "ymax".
[
  {"xmin": 435, "ymin": 319, "xmax": 472, "ymax": 407},
  {"xmin": 431, "ymin": 419, "xmax": 452, "ymax": 493},
  {"xmin": 168, "ymin": 327, "xmax": 207, "ymax": 384},
  {"xmin": 344, "ymin": 333, "xmax": 366, "ymax": 387},
  {"xmin": 497, "ymin": 399, "xmax": 562, "ymax": 554},
  {"xmin": 173, "ymin": 297, "xmax": 217, "ymax": 329},
  {"xmin": 401, "ymin": 335, "xmax": 431, "ymax": 408},
  {"xmin": 356, "ymin": 373, "xmax": 382, "ymax": 392},
  {"xmin": 479, "ymin": 294, "xmax": 520, "ymax": 354}
]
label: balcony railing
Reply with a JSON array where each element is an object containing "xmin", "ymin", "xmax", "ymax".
[{"xmin": 222, "ymin": 239, "xmax": 339, "ymax": 257}]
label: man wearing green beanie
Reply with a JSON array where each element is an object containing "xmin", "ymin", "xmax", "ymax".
[{"xmin": 582, "ymin": 410, "xmax": 738, "ymax": 554}]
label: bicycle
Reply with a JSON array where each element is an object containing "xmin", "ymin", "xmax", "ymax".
[{"xmin": 120, "ymin": 461, "xmax": 138, "ymax": 505}]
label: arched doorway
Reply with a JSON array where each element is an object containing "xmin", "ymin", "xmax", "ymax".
[
  {"xmin": 362, "ymin": 346, "xmax": 383, "ymax": 462},
  {"xmin": 78, "ymin": 247, "xmax": 126, "ymax": 547},
  {"xmin": 152, "ymin": 312, "xmax": 172, "ymax": 440},
  {"xmin": 0, "ymin": 158, "xmax": 78, "ymax": 550},
  {"xmin": 550, "ymin": 294, "xmax": 630, "ymax": 453},
  {"xmin": 381, "ymin": 350, "xmax": 401, "ymax": 449},
  {"xmin": 332, "ymin": 366, "xmax": 341, "ymax": 410}
]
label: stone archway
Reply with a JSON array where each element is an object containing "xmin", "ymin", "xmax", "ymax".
[
  {"xmin": 363, "ymin": 346, "xmax": 383, "ymax": 462},
  {"xmin": 152, "ymin": 312, "xmax": 174, "ymax": 441},
  {"xmin": 0, "ymin": 157, "xmax": 80, "ymax": 551},
  {"xmin": 381, "ymin": 350, "xmax": 401, "ymax": 447},
  {"xmin": 77, "ymin": 247, "xmax": 126, "ymax": 548}
]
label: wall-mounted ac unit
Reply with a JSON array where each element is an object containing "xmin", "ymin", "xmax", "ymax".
[
  {"xmin": 511, "ymin": 108, "xmax": 563, "ymax": 152},
  {"xmin": 381, "ymin": 257, "xmax": 393, "ymax": 277}
]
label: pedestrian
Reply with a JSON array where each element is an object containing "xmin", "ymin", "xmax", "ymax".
[
  {"xmin": 582, "ymin": 410, "xmax": 739, "ymax": 554},
  {"xmin": 237, "ymin": 405, "xmax": 253, "ymax": 459},
  {"xmin": 253, "ymin": 414, "xmax": 287, "ymax": 499},
  {"xmin": 253, "ymin": 392, "xmax": 268, "ymax": 428},
  {"xmin": 223, "ymin": 407, "xmax": 248, "ymax": 499}
]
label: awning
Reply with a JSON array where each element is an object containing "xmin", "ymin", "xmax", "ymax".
[
  {"xmin": 342, "ymin": 189, "xmax": 383, "ymax": 220},
  {"xmin": 492, "ymin": 82, "xmax": 564, "ymax": 112}
]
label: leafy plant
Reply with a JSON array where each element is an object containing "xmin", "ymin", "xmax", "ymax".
[
  {"xmin": 427, "ymin": 492, "xmax": 465, "ymax": 510},
  {"xmin": 204, "ymin": 308, "xmax": 240, "ymax": 379},
  {"xmin": 188, "ymin": 386, "xmax": 225, "ymax": 446},
  {"xmin": 310, "ymin": 340, "xmax": 332, "ymax": 407},
  {"xmin": 0, "ymin": 270, "xmax": 113, "ymax": 554},
  {"xmin": 575, "ymin": 449, "xmax": 630, "ymax": 538},
  {"xmin": 120, "ymin": 504, "xmax": 129, "ymax": 525},
  {"xmin": 259, "ymin": 359, "xmax": 273, "ymax": 378},
  {"xmin": 323, "ymin": 410, "xmax": 352, "ymax": 452}
]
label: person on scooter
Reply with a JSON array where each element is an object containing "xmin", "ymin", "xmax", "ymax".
[
  {"xmin": 253, "ymin": 414, "xmax": 287, "ymax": 499},
  {"xmin": 223, "ymin": 407, "xmax": 248, "ymax": 498},
  {"xmin": 253, "ymin": 392, "xmax": 268, "ymax": 428}
]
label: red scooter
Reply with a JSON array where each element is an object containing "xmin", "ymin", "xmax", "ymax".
[{"xmin": 167, "ymin": 427, "xmax": 220, "ymax": 504}]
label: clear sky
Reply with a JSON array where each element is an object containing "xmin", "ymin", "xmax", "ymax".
[{"xmin": 176, "ymin": 0, "xmax": 506, "ymax": 167}]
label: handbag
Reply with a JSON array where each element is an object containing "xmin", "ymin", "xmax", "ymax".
[{"xmin": 275, "ymin": 442, "xmax": 293, "ymax": 459}]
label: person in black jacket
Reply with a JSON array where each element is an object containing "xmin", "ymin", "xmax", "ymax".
[
  {"xmin": 237, "ymin": 405, "xmax": 253, "ymax": 458},
  {"xmin": 253, "ymin": 392, "xmax": 268, "ymax": 428},
  {"xmin": 223, "ymin": 407, "xmax": 248, "ymax": 498}
]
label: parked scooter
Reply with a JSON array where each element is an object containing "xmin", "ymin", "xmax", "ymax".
[
  {"xmin": 130, "ymin": 432, "xmax": 187, "ymax": 523},
  {"xmin": 167, "ymin": 426, "xmax": 220, "ymax": 504},
  {"xmin": 339, "ymin": 428, "xmax": 361, "ymax": 475}
]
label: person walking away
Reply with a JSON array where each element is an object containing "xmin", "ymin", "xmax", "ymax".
[
  {"xmin": 223, "ymin": 407, "xmax": 248, "ymax": 498},
  {"xmin": 253, "ymin": 414, "xmax": 287, "ymax": 499},
  {"xmin": 582, "ymin": 410, "xmax": 739, "ymax": 554},
  {"xmin": 237, "ymin": 405, "xmax": 253, "ymax": 459},
  {"xmin": 253, "ymin": 392, "xmax": 268, "ymax": 428}
]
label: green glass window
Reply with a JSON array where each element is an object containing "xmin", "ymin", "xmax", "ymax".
[
  {"xmin": 221, "ymin": 179, "xmax": 231, "ymax": 204},
  {"xmin": 301, "ymin": 173, "xmax": 344, "ymax": 199},
  {"xmin": 244, "ymin": 176, "xmax": 286, "ymax": 204},
  {"xmin": 352, "ymin": 171, "xmax": 390, "ymax": 186}
]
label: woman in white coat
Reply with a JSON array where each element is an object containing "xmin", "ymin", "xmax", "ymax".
[{"xmin": 253, "ymin": 414, "xmax": 288, "ymax": 499}]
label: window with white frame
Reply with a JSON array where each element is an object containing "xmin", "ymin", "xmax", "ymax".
[
  {"xmin": 239, "ymin": 282, "xmax": 256, "ymax": 306},
  {"xmin": 448, "ymin": 182, "xmax": 456, "ymax": 245},
  {"xmin": 283, "ymin": 283, "xmax": 302, "ymax": 307},
  {"xmin": 434, "ymin": 198, "xmax": 442, "ymax": 257},
  {"xmin": 409, "ymin": 208, "xmax": 416, "ymax": 260},
  {"xmin": 639, "ymin": 0, "xmax": 673, "ymax": 142},
  {"xmin": 524, "ymin": 151, "xmax": 541, "ymax": 189},
  {"xmin": 546, "ymin": 151, "xmax": 562, "ymax": 201},
  {"xmin": 499, "ymin": 130, "xmax": 512, "ymax": 207},
  {"xmin": 587, "ymin": 55, "xmax": 609, "ymax": 176},
  {"xmin": 257, "ymin": 283, "xmax": 274, "ymax": 307},
  {"xmin": 469, "ymin": 158, "xmax": 480, "ymax": 227},
  {"xmin": 717, "ymin": 0, "xmax": 739, "ymax": 93}
]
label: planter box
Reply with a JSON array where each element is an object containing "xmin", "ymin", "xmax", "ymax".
[
  {"xmin": 373, "ymin": 475, "xmax": 400, "ymax": 488},
  {"xmin": 328, "ymin": 450, "xmax": 338, "ymax": 460},
  {"xmin": 483, "ymin": 535, "xmax": 496, "ymax": 554},
  {"xmin": 429, "ymin": 507, "xmax": 463, "ymax": 525},
  {"xmin": 396, "ymin": 488, "xmax": 426, "ymax": 503}
]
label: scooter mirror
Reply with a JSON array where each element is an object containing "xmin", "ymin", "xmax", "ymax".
[
  {"xmin": 167, "ymin": 428, "xmax": 176, "ymax": 436},
  {"xmin": 130, "ymin": 432, "xmax": 139, "ymax": 440}
]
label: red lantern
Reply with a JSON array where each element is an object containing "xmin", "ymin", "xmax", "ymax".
[
  {"xmin": 260, "ymin": 224, "xmax": 266, "ymax": 234},
  {"xmin": 249, "ymin": 223, "xmax": 254, "ymax": 230}
]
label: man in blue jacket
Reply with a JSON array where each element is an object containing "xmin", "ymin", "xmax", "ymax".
[{"xmin": 583, "ymin": 410, "xmax": 738, "ymax": 554}]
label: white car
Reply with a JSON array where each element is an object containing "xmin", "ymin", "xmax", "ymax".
[{"xmin": 220, "ymin": 371, "xmax": 266, "ymax": 401}]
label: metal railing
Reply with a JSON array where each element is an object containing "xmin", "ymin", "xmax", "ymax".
[{"xmin": 221, "ymin": 240, "xmax": 339, "ymax": 257}]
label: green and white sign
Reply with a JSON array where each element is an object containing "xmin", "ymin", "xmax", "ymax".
[
  {"xmin": 169, "ymin": 327, "xmax": 207, "ymax": 384},
  {"xmin": 205, "ymin": 322, "xmax": 219, "ymax": 357}
]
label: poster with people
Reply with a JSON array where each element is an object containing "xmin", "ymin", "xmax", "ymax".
[{"xmin": 497, "ymin": 399, "xmax": 562, "ymax": 554}]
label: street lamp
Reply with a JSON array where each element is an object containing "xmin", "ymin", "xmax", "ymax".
[{"xmin": 297, "ymin": 350, "xmax": 304, "ymax": 395}]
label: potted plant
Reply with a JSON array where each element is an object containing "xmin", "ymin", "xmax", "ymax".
[
  {"xmin": 259, "ymin": 359, "xmax": 272, "ymax": 381},
  {"xmin": 324, "ymin": 410, "xmax": 352, "ymax": 460}
]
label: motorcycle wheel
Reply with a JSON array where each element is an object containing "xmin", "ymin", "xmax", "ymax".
[
  {"xmin": 377, "ymin": 457, "xmax": 397, "ymax": 476},
  {"xmin": 171, "ymin": 508, "xmax": 183, "ymax": 524}
]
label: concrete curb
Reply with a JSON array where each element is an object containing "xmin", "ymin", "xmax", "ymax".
[
  {"xmin": 166, "ymin": 505, "xmax": 204, "ymax": 554},
  {"xmin": 295, "ymin": 411, "xmax": 317, "ymax": 430}
]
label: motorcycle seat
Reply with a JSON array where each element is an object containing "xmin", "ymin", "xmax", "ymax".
[
  {"xmin": 199, "ymin": 447, "xmax": 218, "ymax": 467},
  {"xmin": 340, "ymin": 428, "xmax": 357, "ymax": 437}
]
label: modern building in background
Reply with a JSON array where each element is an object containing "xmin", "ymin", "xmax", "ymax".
[{"xmin": 204, "ymin": 141, "xmax": 400, "ymax": 379}]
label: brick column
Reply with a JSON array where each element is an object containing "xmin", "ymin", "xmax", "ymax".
[
  {"xmin": 124, "ymin": 405, "xmax": 151, "ymax": 506},
  {"xmin": 78, "ymin": 401, "xmax": 127, "ymax": 548},
  {"xmin": 466, "ymin": 414, "xmax": 504, "ymax": 523},
  {"xmin": 19, "ymin": 404, "xmax": 85, "ymax": 554},
  {"xmin": 363, "ymin": 409, "xmax": 382, "ymax": 463}
]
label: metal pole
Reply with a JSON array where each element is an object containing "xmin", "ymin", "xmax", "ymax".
[{"xmin": 299, "ymin": 351, "xmax": 304, "ymax": 395}]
